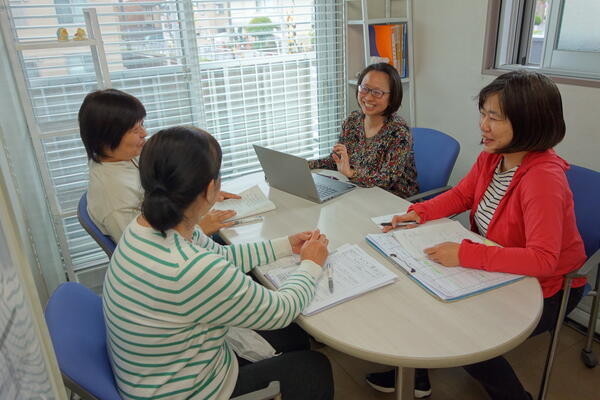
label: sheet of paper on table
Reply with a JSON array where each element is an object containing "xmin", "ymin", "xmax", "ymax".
[{"xmin": 263, "ymin": 244, "xmax": 397, "ymax": 315}]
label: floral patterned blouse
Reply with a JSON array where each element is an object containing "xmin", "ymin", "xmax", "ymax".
[{"xmin": 308, "ymin": 110, "xmax": 419, "ymax": 198}]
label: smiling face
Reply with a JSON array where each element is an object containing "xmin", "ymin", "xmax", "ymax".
[
  {"xmin": 357, "ymin": 70, "xmax": 391, "ymax": 117},
  {"xmin": 479, "ymin": 93, "xmax": 514, "ymax": 154},
  {"xmin": 104, "ymin": 120, "xmax": 147, "ymax": 161}
]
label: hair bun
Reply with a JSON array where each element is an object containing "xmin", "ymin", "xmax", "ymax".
[{"xmin": 150, "ymin": 184, "xmax": 169, "ymax": 198}]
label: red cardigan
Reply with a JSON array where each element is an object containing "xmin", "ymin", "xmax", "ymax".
[{"xmin": 409, "ymin": 150, "xmax": 586, "ymax": 298}]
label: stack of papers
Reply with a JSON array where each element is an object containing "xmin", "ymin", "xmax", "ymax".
[
  {"xmin": 366, "ymin": 219, "xmax": 523, "ymax": 302},
  {"xmin": 263, "ymin": 244, "xmax": 397, "ymax": 315},
  {"xmin": 213, "ymin": 185, "xmax": 276, "ymax": 221}
]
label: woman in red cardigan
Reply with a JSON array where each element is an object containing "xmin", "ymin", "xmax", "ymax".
[{"xmin": 367, "ymin": 70, "xmax": 587, "ymax": 399}]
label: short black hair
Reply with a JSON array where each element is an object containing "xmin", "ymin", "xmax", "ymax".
[
  {"xmin": 139, "ymin": 126, "xmax": 222, "ymax": 237},
  {"xmin": 78, "ymin": 89, "xmax": 146, "ymax": 162},
  {"xmin": 478, "ymin": 70, "xmax": 565, "ymax": 153},
  {"xmin": 356, "ymin": 63, "xmax": 403, "ymax": 117}
]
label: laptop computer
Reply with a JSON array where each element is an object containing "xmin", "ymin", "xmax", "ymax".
[{"xmin": 253, "ymin": 144, "xmax": 356, "ymax": 203}]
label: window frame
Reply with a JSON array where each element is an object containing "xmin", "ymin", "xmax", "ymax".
[{"xmin": 482, "ymin": 0, "xmax": 600, "ymax": 88}]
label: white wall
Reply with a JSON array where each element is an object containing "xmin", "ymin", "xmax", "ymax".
[{"xmin": 412, "ymin": 0, "xmax": 600, "ymax": 185}]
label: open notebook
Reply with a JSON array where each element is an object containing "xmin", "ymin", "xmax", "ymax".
[
  {"xmin": 260, "ymin": 244, "xmax": 396, "ymax": 316},
  {"xmin": 366, "ymin": 219, "xmax": 523, "ymax": 302},
  {"xmin": 213, "ymin": 185, "xmax": 275, "ymax": 221}
]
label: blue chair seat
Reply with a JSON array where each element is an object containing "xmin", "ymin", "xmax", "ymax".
[
  {"xmin": 45, "ymin": 282, "xmax": 121, "ymax": 400},
  {"xmin": 407, "ymin": 128, "xmax": 460, "ymax": 202},
  {"xmin": 77, "ymin": 192, "xmax": 116, "ymax": 257}
]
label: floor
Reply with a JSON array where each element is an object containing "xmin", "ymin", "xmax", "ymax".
[{"xmin": 316, "ymin": 325, "xmax": 600, "ymax": 400}]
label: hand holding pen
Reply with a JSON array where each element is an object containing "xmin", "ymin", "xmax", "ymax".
[{"xmin": 381, "ymin": 210, "xmax": 421, "ymax": 232}]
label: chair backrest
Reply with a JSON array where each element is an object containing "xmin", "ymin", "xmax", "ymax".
[
  {"xmin": 45, "ymin": 282, "xmax": 121, "ymax": 400},
  {"xmin": 411, "ymin": 127, "xmax": 460, "ymax": 193},
  {"xmin": 78, "ymin": 192, "xmax": 116, "ymax": 257},
  {"xmin": 566, "ymin": 164, "xmax": 600, "ymax": 258}
]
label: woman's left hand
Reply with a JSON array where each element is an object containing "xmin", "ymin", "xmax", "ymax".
[
  {"xmin": 424, "ymin": 242, "xmax": 461, "ymax": 267},
  {"xmin": 217, "ymin": 191, "xmax": 241, "ymax": 202},
  {"xmin": 288, "ymin": 231, "xmax": 313, "ymax": 254},
  {"xmin": 331, "ymin": 144, "xmax": 354, "ymax": 178}
]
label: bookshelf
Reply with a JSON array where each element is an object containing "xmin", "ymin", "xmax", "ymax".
[{"xmin": 344, "ymin": 0, "xmax": 415, "ymax": 127}]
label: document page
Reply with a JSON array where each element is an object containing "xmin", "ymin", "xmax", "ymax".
[
  {"xmin": 265, "ymin": 244, "xmax": 397, "ymax": 315},
  {"xmin": 370, "ymin": 208, "xmax": 409, "ymax": 229},
  {"xmin": 367, "ymin": 232, "xmax": 523, "ymax": 301},
  {"xmin": 391, "ymin": 219, "xmax": 483, "ymax": 260},
  {"xmin": 213, "ymin": 185, "xmax": 276, "ymax": 220}
]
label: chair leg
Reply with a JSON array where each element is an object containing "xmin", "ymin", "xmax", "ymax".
[
  {"xmin": 538, "ymin": 277, "xmax": 572, "ymax": 400},
  {"xmin": 581, "ymin": 268, "xmax": 600, "ymax": 368}
]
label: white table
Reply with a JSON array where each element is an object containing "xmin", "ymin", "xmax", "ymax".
[{"xmin": 220, "ymin": 172, "xmax": 543, "ymax": 400}]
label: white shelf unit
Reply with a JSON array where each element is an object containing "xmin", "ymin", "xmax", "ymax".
[{"xmin": 344, "ymin": 0, "xmax": 415, "ymax": 127}]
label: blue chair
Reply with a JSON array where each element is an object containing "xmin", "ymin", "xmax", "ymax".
[
  {"xmin": 538, "ymin": 164, "xmax": 600, "ymax": 400},
  {"xmin": 407, "ymin": 128, "xmax": 460, "ymax": 202},
  {"xmin": 45, "ymin": 282, "xmax": 121, "ymax": 400},
  {"xmin": 45, "ymin": 282, "xmax": 281, "ymax": 400},
  {"xmin": 77, "ymin": 192, "xmax": 116, "ymax": 257}
]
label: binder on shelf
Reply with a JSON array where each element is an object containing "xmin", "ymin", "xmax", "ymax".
[
  {"xmin": 368, "ymin": 23, "xmax": 407, "ymax": 78},
  {"xmin": 261, "ymin": 244, "xmax": 397, "ymax": 316},
  {"xmin": 365, "ymin": 219, "xmax": 524, "ymax": 302}
]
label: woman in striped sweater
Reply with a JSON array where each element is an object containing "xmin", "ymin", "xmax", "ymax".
[
  {"xmin": 103, "ymin": 126, "xmax": 334, "ymax": 399},
  {"xmin": 367, "ymin": 71, "xmax": 587, "ymax": 399}
]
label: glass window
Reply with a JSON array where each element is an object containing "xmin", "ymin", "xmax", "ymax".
[
  {"xmin": 4, "ymin": 0, "xmax": 344, "ymax": 274},
  {"xmin": 486, "ymin": 0, "xmax": 600, "ymax": 81}
]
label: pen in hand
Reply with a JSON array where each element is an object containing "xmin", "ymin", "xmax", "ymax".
[
  {"xmin": 327, "ymin": 262, "xmax": 334, "ymax": 293},
  {"xmin": 380, "ymin": 221, "xmax": 416, "ymax": 227}
]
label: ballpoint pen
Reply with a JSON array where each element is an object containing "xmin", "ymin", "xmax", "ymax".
[
  {"xmin": 380, "ymin": 221, "xmax": 416, "ymax": 227},
  {"xmin": 327, "ymin": 262, "xmax": 334, "ymax": 293},
  {"xmin": 232, "ymin": 216, "xmax": 264, "ymax": 226}
]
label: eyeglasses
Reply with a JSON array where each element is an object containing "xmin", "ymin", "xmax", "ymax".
[{"xmin": 358, "ymin": 84, "xmax": 390, "ymax": 99}]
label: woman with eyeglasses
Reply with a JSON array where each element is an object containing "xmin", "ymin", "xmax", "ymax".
[
  {"xmin": 308, "ymin": 63, "xmax": 419, "ymax": 198},
  {"xmin": 103, "ymin": 126, "xmax": 334, "ymax": 400},
  {"xmin": 367, "ymin": 70, "xmax": 587, "ymax": 400},
  {"xmin": 79, "ymin": 89, "xmax": 239, "ymax": 243}
]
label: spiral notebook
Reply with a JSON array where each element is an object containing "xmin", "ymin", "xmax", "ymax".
[
  {"xmin": 262, "ymin": 244, "xmax": 396, "ymax": 315},
  {"xmin": 366, "ymin": 219, "xmax": 523, "ymax": 302}
]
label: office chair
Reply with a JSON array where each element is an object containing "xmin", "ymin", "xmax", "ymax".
[
  {"xmin": 538, "ymin": 164, "xmax": 600, "ymax": 400},
  {"xmin": 45, "ymin": 282, "xmax": 120, "ymax": 400},
  {"xmin": 77, "ymin": 192, "xmax": 116, "ymax": 257},
  {"xmin": 406, "ymin": 127, "xmax": 460, "ymax": 202},
  {"xmin": 45, "ymin": 282, "xmax": 282, "ymax": 400}
]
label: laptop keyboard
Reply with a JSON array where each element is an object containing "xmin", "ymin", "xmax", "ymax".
[{"xmin": 316, "ymin": 184, "xmax": 337, "ymax": 198}]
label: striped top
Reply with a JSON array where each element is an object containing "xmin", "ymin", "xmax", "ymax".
[
  {"xmin": 103, "ymin": 220, "xmax": 322, "ymax": 400},
  {"xmin": 474, "ymin": 161, "xmax": 518, "ymax": 237}
]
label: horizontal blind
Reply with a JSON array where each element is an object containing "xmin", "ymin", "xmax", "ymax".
[
  {"xmin": 192, "ymin": 0, "xmax": 344, "ymax": 179},
  {"xmin": 5, "ymin": 0, "xmax": 344, "ymax": 273}
]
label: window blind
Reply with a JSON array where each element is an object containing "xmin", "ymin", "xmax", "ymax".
[{"xmin": 4, "ymin": 0, "xmax": 345, "ymax": 273}]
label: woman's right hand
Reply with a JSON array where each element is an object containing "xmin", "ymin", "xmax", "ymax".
[
  {"xmin": 299, "ymin": 229, "xmax": 329, "ymax": 267},
  {"xmin": 382, "ymin": 211, "xmax": 421, "ymax": 233}
]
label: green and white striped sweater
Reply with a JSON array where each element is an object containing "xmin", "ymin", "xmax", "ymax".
[{"xmin": 103, "ymin": 220, "xmax": 322, "ymax": 399}]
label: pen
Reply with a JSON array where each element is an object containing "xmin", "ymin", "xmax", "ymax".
[
  {"xmin": 315, "ymin": 172, "xmax": 339, "ymax": 181},
  {"xmin": 327, "ymin": 263, "xmax": 334, "ymax": 293},
  {"xmin": 232, "ymin": 216, "xmax": 264, "ymax": 226},
  {"xmin": 380, "ymin": 221, "xmax": 416, "ymax": 227}
]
